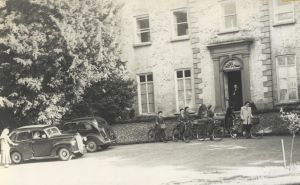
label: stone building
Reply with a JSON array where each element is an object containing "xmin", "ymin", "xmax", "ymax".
[{"xmin": 119, "ymin": 0, "xmax": 300, "ymax": 116}]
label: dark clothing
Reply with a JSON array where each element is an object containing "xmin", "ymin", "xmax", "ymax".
[
  {"xmin": 178, "ymin": 113, "xmax": 188, "ymax": 140},
  {"xmin": 197, "ymin": 104, "xmax": 207, "ymax": 118},
  {"xmin": 242, "ymin": 124, "xmax": 252, "ymax": 138},
  {"xmin": 155, "ymin": 116, "xmax": 166, "ymax": 141},
  {"xmin": 225, "ymin": 107, "xmax": 235, "ymax": 131},
  {"xmin": 231, "ymin": 88, "xmax": 242, "ymax": 111},
  {"xmin": 207, "ymin": 109, "xmax": 214, "ymax": 140}
]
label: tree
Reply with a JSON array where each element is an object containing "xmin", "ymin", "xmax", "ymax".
[
  {"xmin": 0, "ymin": 0, "xmax": 125, "ymax": 125},
  {"xmin": 67, "ymin": 76, "xmax": 136, "ymax": 123}
]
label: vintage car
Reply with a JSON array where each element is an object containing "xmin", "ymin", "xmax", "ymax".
[
  {"xmin": 61, "ymin": 117, "xmax": 115, "ymax": 152},
  {"xmin": 9, "ymin": 125, "xmax": 86, "ymax": 164}
]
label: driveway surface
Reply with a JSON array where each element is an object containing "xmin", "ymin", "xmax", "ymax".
[{"xmin": 0, "ymin": 136, "xmax": 300, "ymax": 185}]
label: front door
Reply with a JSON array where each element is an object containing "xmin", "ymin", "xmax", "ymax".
[
  {"xmin": 32, "ymin": 131, "xmax": 52, "ymax": 157},
  {"xmin": 226, "ymin": 71, "xmax": 243, "ymax": 111}
]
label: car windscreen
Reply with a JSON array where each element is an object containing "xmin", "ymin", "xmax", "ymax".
[{"xmin": 45, "ymin": 127, "xmax": 61, "ymax": 137}]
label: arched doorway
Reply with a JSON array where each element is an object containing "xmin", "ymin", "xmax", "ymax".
[{"xmin": 223, "ymin": 59, "xmax": 243, "ymax": 111}]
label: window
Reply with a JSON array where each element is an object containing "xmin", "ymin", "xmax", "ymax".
[
  {"xmin": 176, "ymin": 69, "xmax": 192, "ymax": 109},
  {"xmin": 222, "ymin": 1, "xmax": 237, "ymax": 29},
  {"xmin": 139, "ymin": 74, "xmax": 155, "ymax": 113},
  {"xmin": 136, "ymin": 16, "xmax": 150, "ymax": 43},
  {"xmin": 273, "ymin": 0, "xmax": 294, "ymax": 24},
  {"xmin": 276, "ymin": 55, "xmax": 298, "ymax": 103},
  {"xmin": 172, "ymin": 9, "xmax": 189, "ymax": 37},
  {"xmin": 63, "ymin": 122, "xmax": 77, "ymax": 131},
  {"xmin": 17, "ymin": 132, "xmax": 32, "ymax": 141}
]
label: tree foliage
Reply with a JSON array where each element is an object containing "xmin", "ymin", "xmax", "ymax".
[
  {"xmin": 0, "ymin": 0, "xmax": 125, "ymax": 124},
  {"xmin": 67, "ymin": 76, "xmax": 136, "ymax": 123}
]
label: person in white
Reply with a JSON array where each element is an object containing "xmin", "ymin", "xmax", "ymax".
[
  {"xmin": 240, "ymin": 101, "xmax": 253, "ymax": 138},
  {"xmin": 0, "ymin": 128, "xmax": 18, "ymax": 168}
]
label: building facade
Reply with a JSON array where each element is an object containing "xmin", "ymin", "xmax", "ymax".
[{"xmin": 119, "ymin": 0, "xmax": 300, "ymax": 116}]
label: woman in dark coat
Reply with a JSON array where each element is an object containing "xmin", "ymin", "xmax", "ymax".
[
  {"xmin": 155, "ymin": 111, "xmax": 166, "ymax": 142},
  {"xmin": 178, "ymin": 108, "xmax": 188, "ymax": 140},
  {"xmin": 206, "ymin": 105, "xmax": 215, "ymax": 140},
  {"xmin": 225, "ymin": 105, "xmax": 235, "ymax": 133}
]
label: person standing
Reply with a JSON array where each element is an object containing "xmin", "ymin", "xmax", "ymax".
[
  {"xmin": 231, "ymin": 84, "xmax": 242, "ymax": 111},
  {"xmin": 206, "ymin": 105, "xmax": 215, "ymax": 140},
  {"xmin": 0, "ymin": 128, "xmax": 18, "ymax": 168},
  {"xmin": 178, "ymin": 108, "xmax": 188, "ymax": 140},
  {"xmin": 240, "ymin": 101, "xmax": 253, "ymax": 138},
  {"xmin": 155, "ymin": 111, "xmax": 167, "ymax": 142},
  {"xmin": 225, "ymin": 105, "xmax": 235, "ymax": 133}
]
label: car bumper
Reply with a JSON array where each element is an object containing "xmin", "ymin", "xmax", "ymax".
[{"xmin": 72, "ymin": 148, "xmax": 86, "ymax": 154}]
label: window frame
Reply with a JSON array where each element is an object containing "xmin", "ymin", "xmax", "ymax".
[
  {"xmin": 272, "ymin": 0, "xmax": 295, "ymax": 25},
  {"xmin": 16, "ymin": 131, "xmax": 32, "ymax": 142},
  {"xmin": 171, "ymin": 8, "xmax": 189, "ymax": 40},
  {"xmin": 135, "ymin": 15, "xmax": 151, "ymax": 44},
  {"xmin": 221, "ymin": 0, "xmax": 238, "ymax": 31},
  {"xmin": 175, "ymin": 69, "xmax": 193, "ymax": 112},
  {"xmin": 276, "ymin": 54, "xmax": 298, "ymax": 103},
  {"xmin": 137, "ymin": 73, "xmax": 155, "ymax": 114}
]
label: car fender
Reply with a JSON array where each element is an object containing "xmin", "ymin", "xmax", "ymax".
[
  {"xmin": 10, "ymin": 146, "xmax": 32, "ymax": 161},
  {"xmin": 51, "ymin": 144, "xmax": 72, "ymax": 157},
  {"xmin": 85, "ymin": 134, "xmax": 104, "ymax": 145}
]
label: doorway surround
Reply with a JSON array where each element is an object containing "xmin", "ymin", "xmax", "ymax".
[{"xmin": 207, "ymin": 39, "xmax": 253, "ymax": 111}]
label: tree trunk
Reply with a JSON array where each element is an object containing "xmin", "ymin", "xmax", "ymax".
[{"xmin": 290, "ymin": 133, "xmax": 295, "ymax": 170}]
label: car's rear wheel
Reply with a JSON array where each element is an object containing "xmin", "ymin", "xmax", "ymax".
[
  {"xmin": 58, "ymin": 148, "xmax": 71, "ymax": 161},
  {"xmin": 86, "ymin": 140, "xmax": 98, "ymax": 152},
  {"xmin": 11, "ymin": 151, "xmax": 22, "ymax": 164}
]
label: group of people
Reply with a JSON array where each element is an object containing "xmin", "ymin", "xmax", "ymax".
[{"xmin": 153, "ymin": 100, "xmax": 257, "ymax": 142}]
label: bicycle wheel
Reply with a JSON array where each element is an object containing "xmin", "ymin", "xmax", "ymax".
[
  {"xmin": 147, "ymin": 128, "xmax": 156, "ymax": 142},
  {"xmin": 172, "ymin": 127, "xmax": 180, "ymax": 142},
  {"xmin": 213, "ymin": 126, "xmax": 224, "ymax": 141},
  {"xmin": 183, "ymin": 125, "xmax": 193, "ymax": 143}
]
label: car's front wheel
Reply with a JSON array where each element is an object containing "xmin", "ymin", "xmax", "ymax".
[
  {"xmin": 86, "ymin": 140, "xmax": 98, "ymax": 152},
  {"xmin": 58, "ymin": 148, "xmax": 71, "ymax": 161},
  {"xmin": 11, "ymin": 151, "xmax": 22, "ymax": 164}
]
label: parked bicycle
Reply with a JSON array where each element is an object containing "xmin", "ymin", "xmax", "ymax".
[
  {"xmin": 229, "ymin": 116, "xmax": 267, "ymax": 139},
  {"xmin": 147, "ymin": 124, "xmax": 167, "ymax": 142}
]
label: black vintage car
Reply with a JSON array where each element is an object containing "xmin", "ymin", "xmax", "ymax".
[
  {"xmin": 9, "ymin": 125, "xmax": 86, "ymax": 164},
  {"xmin": 61, "ymin": 117, "xmax": 116, "ymax": 152}
]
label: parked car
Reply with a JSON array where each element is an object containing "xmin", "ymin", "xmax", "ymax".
[
  {"xmin": 61, "ymin": 116, "xmax": 116, "ymax": 152},
  {"xmin": 9, "ymin": 125, "xmax": 86, "ymax": 164}
]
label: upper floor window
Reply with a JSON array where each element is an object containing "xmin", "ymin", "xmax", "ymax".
[
  {"xmin": 276, "ymin": 55, "xmax": 298, "ymax": 103},
  {"xmin": 222, "ymin": 1, "xmax": 237, "ymax": 29},
  {"xmin": 172, "ymin": 9, "xmax": 189, "ymax": 38},
  {"xmin": 138, "ymin": 74, "xmax": 155, "ymax": 113},
  {"xmin": 273, "ymin": 0, "xmax": 295, "ymax": 24},
  {"xmin": 136, "ymin": 16, "xmax": 151, "ymax": 43}
]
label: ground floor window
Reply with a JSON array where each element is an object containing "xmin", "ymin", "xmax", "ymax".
[
  {"xmin": 138, "ymin": 73, "xmax": 155, "ymax": 113},
  {"xmin": 276, "ymin": 55, "xmax": 298, "ymax": 103},
  {"xmin": 176, "ymin": 69, "xmax": 192, "ymax": 110}
]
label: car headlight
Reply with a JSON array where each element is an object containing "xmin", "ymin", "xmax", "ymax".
[{"xmin": 71, "ymin": 139, "xmax": 76, "ymax": 146}]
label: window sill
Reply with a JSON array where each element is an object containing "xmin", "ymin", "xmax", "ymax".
[
  {"xmin": 274, "ymin": 100, "xmax": 300, "ymax": 106},
  {"xmin": 170, "ymin": 36, "xmax": 189, "ymax": 42},
  {"xmin": 218, "ymin": 28, "xmax": 240, "ymax": 35},
  {"xmin": 273, "ymin": 19, "xmax": 296, "ymax": 27},
  {"xmin": 133, "ymin": 42, "xmax": 152, "ymax": 48}
]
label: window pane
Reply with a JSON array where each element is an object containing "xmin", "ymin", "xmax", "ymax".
[
  {"xmin": 17, "ymin": 132, "xmax": 31, "ymax": 141},
  {"xmin": 279, "ymin": 78, "xmax": 288, "ymax": 89},
  {"xmin": 276, "ymin": 0, "xmax": 291, "ymax": 6},
  {"xmin": 287, "ymin": 66, "xmax": 296, "ymax": 77},
  {"xmin": 225, "ymin": 15, "xmax": 237, "ymax": 28},
  {"xmin": 148, "ymin": 93, "xmax": 154, "ymax": 104},
  {"xmin": 177, "ymin": 71, "xmax": 183, "ymax": 78},
  {"xmin": 184, "ymin": 70, "xmax": 191, "ymax": 77},
  {"xmin": 287, "ymin": 55, "xmax": 295, "ymax": 65},
  {"xmin": 186, "ymin": 99, "xmax": 193, "ymax": 108},
  {"xmin": 186, "ymin": 89, "xmax": 192, "ymax": 99},
  {"xmin": 289, "ymin": 89, "xmax": 297, "ymax": 100},
  {"xmin": 279, "ymin": 89, "xmax": 288, "ymax": 101},
  {"xmin": 174, "ymin": 11, "xmax": 187, "ymax": 23},
  {"xmin": 147, "ymin": 74, "xmax": 153, "ymax": 82},
  {"xmin": 137, "ymin": 18, "xmax": 149, "ymax": 29},
  {"xmin": 177, "ymin": 79, "xmax": 184, "ymax": 90},
  {"xmin": 141, "ymin": 103, "xmax": 148, "ymax": 113},
  {"xmin": 278, "ymin": 67, "xmax": 287, "ymax": 78},
  {"xmin": 148, "ymin": 103, "xmax": 155, "ymax": 113},
  {"xmin": 147, "ymin": 83, "xmax": 154, "ymax": 93},
  {"xmin": 223, "ymin": 2, "xmax": 236, "ymax": 15},
  {"xmin": 140, "ymin": 83, "xmax": 147, "ymax": 94},
  {"xmin": 178, "ymin": 100, "xmax": 185, "ymax": 109},
  {"xmin": 185, "ymin": 79, "xmax": 192, "ymax": 90},
  {"xmin": 288, "ymin": 78, "xmax": 297, "ymax": 88},
  {"xmin": 277, "ymin": 56, "xmax": 285, "ymax": 66},
  {"xmin": 140, "ymin": 75, "xmax": 146, "ymax": 82},
  {"xmin": 177, "ymin": 23, "xmax": 188, "ymax": 36},
  {"xmin": 139, "ymin": 31, "xmax": 150, "ymax": 43},
  {"xmin": 178, "ymin": 90, "xmax": 184, "ymax": 101}
]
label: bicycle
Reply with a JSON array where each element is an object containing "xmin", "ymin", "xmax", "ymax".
[
  {"xmin": 172, "ymin": 121, "xmax": 192, "ymax": 142},
  {"xmin": 147, "ymin": 124, "xmax": 167, "ymax": 142},
  {"xmin": 229, "ymin": 116, "xmax": 265, "ymax": 139}
]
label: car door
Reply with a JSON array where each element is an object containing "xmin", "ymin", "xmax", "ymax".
[
  {"xmin": 32, "ymin": 130, "xmax": 52, "ymax": 157},
  {"xmin": 14, "ymin": 131, "xmax": 33, "ymax": 160}
]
